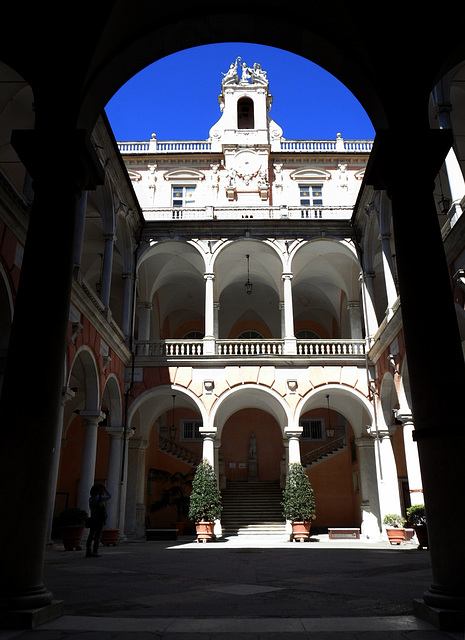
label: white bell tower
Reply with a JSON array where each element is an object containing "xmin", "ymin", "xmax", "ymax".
[{"xmin": 209, "ymin": 57, "xmax": 283, "ymax": 204}]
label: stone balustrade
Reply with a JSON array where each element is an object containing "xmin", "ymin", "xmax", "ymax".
[
  {"xmin": 117, "ymin": 138, "xmax": 373, "ymax": 155},
  {"xmin": 135, "ymin": 338, "xmax": 366, "ymax": 360},
  {"xmin": 143, "ymin": 205, "xmax": 354, "ymax": 222}
]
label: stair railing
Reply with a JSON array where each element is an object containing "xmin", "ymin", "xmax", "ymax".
[
  {"xmin": 158, "ymin": 434, "xmax": 202, "ymax": 466},
  {"xmin": 301, "ymin": 435, "xmax": 347, "ymax": 467}
]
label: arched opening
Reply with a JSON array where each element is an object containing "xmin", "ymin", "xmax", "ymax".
[
  {"xmin": 221, "ymin": 407, "xmax": 283, "ymax": 483},
  {"xmin": 237, "ymin": 96, "xmax": 254, "ymax": 129}
]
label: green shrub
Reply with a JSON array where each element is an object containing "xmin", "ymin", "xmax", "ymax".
[
  {"xmin": 282, "ymin": 462, "xmax": 316, "ymax": 522},
  {"xmin": 59, "ymin": 507, "xmax": 88, "ymax": 526},
  {"xmin": 406, "ymin": 504, "xmax": 426, "ymax": 526},
  {"xmin": 383, "ymin": 513, "xmax": 406, "ymax": 528},
  {"xmin": 188, "ymin": 459, "xmax": 222, "ymax": 522}
]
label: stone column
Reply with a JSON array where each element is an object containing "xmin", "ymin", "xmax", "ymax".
[
  {"xmin": 367, "ymin": 129, "xmax": 465, "ymax": 624},
  {"xmin": 433, "ymin": 81, "xmax": 465, "ymax": 225},
  {"xmin": 360, "ymin": 271, "xmax": 378, "ymax": 338},
  {"xmin": 73, "ymin": 191, "xmax": 88, "ymax": 282},
  {"xmin": 203, "ymin": 273, "xmax": 215, "ymax": 355},
  {"xmin": 355, "ymin": 436, "xmax": 381, "ymax": 539},
  {"xmin": 76, "ymin": 411, "xmax": 105, "ymax": 512},
  {"xmin": 347, "ymin": 301, "xmax": 363, "ymax": 339},
  {"xmin": 396, "ymin": 412, "xmax": 424, "ymax": 506},
  {"xmin": 285, "ymin": 429, "xmax": 302, "ymax": 464},
  {"xmin": 46, "ymin": 387, "xmax": 76, "ymax": 545},
  {"xmin": 121, "ymin": 272, "xmax": 135, "ymax": 342},
  {"xmin": 0, "ymin": 128, "xmax": 104, "ymax": 621},
  {"xmin": 368, "ymin": 424, "xmax": 402, "ymax": 525},
  {"xmin": 105, "ymin": 426, "xmax": 125, "ymax": 531},
  {"xmin": 282, "ymin": 273, "xmax": 296, "ymax": 354},
  {"xmin": 125, "ymin": 438, "xmax": 148, "ymax": 539},
  {"xmin": 100, "ymin": 232, "xmax": 115, "ymax": 313},
  {"xmin": 213, "ymin": 301, "xmax": 220, "ymax": 339},
  {"xmin": 202, "ymin": 431, "xmax": 216, "ymax": 467},
  {"xmin": 379, "ymin": 232, "xmax": 398, "ymax": 315},
  {"xmin": 137, "ymin": 302, "xmax": 152, "ymax": 354}
]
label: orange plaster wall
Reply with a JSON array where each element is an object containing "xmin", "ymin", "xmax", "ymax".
[
  {"xmin": 144, "ymin": 412, "xmax": 201, "ymax": 529},
  {"xmin": 392, "ymin": 426, "xmax": 407, "ymax": 477},
  {"xmin": 307, "ymin": 448, "xmax": 359, "ymax": 528},
  {"xmin": 57, "ymin": 417, "xmax": 85, "ymax": 510},
  {"xmin": 56, "ymin": 416, "xmax": 112, "ymax": 513},
  {"xmin": 220, "ymin": 408, "xmax": 284, "ymax": 482}
]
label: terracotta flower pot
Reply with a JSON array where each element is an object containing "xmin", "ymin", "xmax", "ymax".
[
  {"xmin": 101, "ymin": 529, "xmax": 119, "ymax": 546},
  {"xmin": 292, "ymin": 521, "xmax": 311, "ymax": 542},
  {"xmin": 62, "ymin": 525, "xmax": 85, "ymax": 551},
  {"xmin": 414, "ymin": 524, "xmax": 429, "ymax": 549},
  {"xmin": 195, "ymin": 521, "xmax": 214, "ymax": 543},
  {"xmin": 386, "ymin": 527, "xmax": 405, "ymax": 545}
]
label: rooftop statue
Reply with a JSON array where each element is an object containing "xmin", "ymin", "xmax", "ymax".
[{"xmin": 222, "ymin": 57, "xmax": 268, "ymax": 86}]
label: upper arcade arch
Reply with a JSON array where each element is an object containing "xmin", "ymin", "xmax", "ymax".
[{"xmin": 290, "ymin": 238, "xmax": 361, "ymax": 338}]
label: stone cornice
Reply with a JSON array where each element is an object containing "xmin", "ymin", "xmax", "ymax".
[{"xmin": 71, "ymin": 277, "xmax": 132, "ymax": 366}]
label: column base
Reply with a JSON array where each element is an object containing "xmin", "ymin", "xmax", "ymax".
[
  {"xmin": 0, "ymin": 600, "xmax": 63, "ymax": 630},
  {"xmin": 414, "ymin": 598, "xmax": 464, "ymax": 632}
]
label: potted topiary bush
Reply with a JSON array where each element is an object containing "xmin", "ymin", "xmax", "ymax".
[
  {"xmin": 406, "ymin": 504, "xmax": 428, "ymax": 549},
  {"xmin": 188, "ymin": 459, "xmax": 222, "ymax": 542},
  {"xmin": 383, "ymin": 513, "xmax": 406, "ymax": 545},
  {"xmin": 282, "ymin": 462, "xmax": 316, "ymax": 541},
  {"xmin": 59, "ymin": 507, "xmax": 88, "ymax": 551}
]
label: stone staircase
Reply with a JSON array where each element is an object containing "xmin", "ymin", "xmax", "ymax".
[
  {"xmin": 221, "ymin": 481, "xmax": 286, "ymax": 535},
  {"xmin": 301, "ymin": 435, "xmax": 347, "ymax": 468}
]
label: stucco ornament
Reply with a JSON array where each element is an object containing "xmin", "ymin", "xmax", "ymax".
[{"xmin": 222, "ymin": 57, "xmax": 268, "ymax": 86}]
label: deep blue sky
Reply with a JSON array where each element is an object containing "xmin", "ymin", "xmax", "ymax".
[{"xmin": 105, "ymin": 43, "xmax": 375, "ymax": 143}]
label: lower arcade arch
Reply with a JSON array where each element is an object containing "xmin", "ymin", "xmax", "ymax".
[{"xmin": 295, "ymin": 385, "xmax": 376, "ymax": 531}]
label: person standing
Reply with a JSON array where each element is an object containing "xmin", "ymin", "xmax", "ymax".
[{"xmin": 86, "ymin": 483, "xmax": 111, "ymax": 558}]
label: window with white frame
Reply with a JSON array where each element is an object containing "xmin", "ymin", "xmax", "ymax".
[
  {"xmin": 299, "ymin": 184, "xmax": 323, "ymax": 205},
  {"xmin": 181, "ymin": 419, "xmax": 202, "ymax": 441},
  {"xmin": 300, "ymin": 418, "xmax": 325, "ymax": 440},
  {"xmin": 172, "ymin": 185, "xmax": 196, "ymax": 207},
  {"xmin": 299, "ymin": 184, "xmax": 323, "ymax": 218}
]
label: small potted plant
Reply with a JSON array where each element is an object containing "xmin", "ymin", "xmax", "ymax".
[
  {"xmin": 282, "ymin": 462, "xmax": 316, "ymax": 541},
  {"xmin": 59, "ymin": 507, "xmax": 88, "ymax": 551},
  {"xmin": 383, "ymin": 513, "xmax": 406, "ymax": 545},
  {"xmin": 188, "ymin": 459, "xmax": 222, "ymax": 542},
  {"xmin": 406, "ymin": 504, "xmax": 428, "ymax": 549}
]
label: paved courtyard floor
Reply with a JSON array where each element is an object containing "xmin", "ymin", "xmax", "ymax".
[{"xmin": 1, "ymin": 534, "xmax": 463, "ymax": 639}]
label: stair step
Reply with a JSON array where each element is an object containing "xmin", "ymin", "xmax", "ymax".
[{"xmin": 221, "ymin": 481, "xmax": 285, "ymax": 535}]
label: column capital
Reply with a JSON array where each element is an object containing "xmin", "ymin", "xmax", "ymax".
[
  {"xmin": 394, "ymin": 411, "xmax": 414, "ymax": 425},
  {"xmin": 200, "ymin": 429, "xmax": 217, "ymax": 440},
  {"xmin": 78, "ymin": 410, "xmax": 106, "ymax": 425},
  {"xmin": 354, "ymin": 437, "xmax": 375, "ymax": 449},
  {"xmin": 284, "ymin": 427, "xmax": 302, "ymax": 439}
]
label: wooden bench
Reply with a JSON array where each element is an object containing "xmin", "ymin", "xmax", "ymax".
[
  {"xmin": 328, "ymin": 528, "xmax": 360, "ymax": 539},
  {"xmin": 146, "ymin": 528, "xmax": 178, "ymax": 541}
]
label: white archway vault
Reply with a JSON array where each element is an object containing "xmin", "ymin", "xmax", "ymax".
[
  {"xmin": 127, "ymin": 383, "xmax": 209, "ymax": 441},
  {"xmin": 209, "ymin": 384, "xmax": 292, "ymax": 438},
  {"xmin": 297, "ymin": 383, "xmax": 374, "ymax": 436}
]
